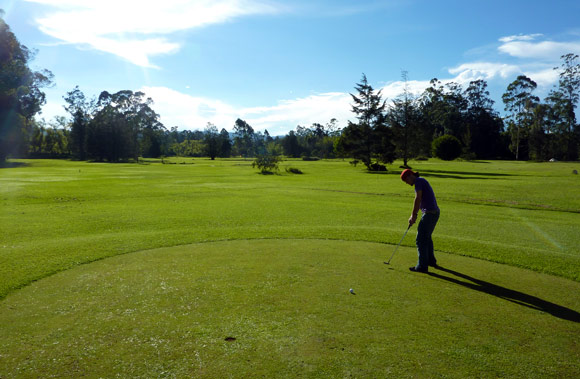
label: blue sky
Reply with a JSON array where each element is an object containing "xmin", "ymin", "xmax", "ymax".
[{"xmin": 3, "ymin": 0, "xmax": 580, "ymax": 135}]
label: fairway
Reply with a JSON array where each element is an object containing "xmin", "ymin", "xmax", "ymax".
[
  {"xmin": 1, "ymin": 239, "xmax": 579, "ymax": 378},
  {"xmin": 1, "ymin": 158, "xmax": 580, "ymax": 377}
]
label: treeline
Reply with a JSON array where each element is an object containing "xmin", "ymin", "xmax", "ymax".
[
  {"xmin": 28, "ymin": 92, "xmax": 343, "ymax": 162},
  {"xmin": 17, "ymin": 60, "xmax": 580, "ymax": 165},
  {"xmin": 338, "ymin": 60, "xmax": 580, "ymax": 169},
  {"xmin": 2, "ymin": 12, "xmax": 579, "ymax": 164}
]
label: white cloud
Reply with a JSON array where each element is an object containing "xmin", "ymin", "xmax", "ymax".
[
  {"xmin": 447, "ymin": 34, "xmax": 580, "ymax": 89},
  {"xmin": 26, "ymin": 0, "xmax": 282, "ymax": 67},
  {"xmin": 379, "ymin": 80, "xmax": 432, "ymax": 100},
  {"xmin": 499, "ymin": 34, "xmax": 543, "ymax": 43},
  {"xmin": 448, "ymin": 62, "xmax": 521, "ymax": 82},
  {"xmin": 498, "ymin": 38, "xmax": 580, "ymax": 59},
  {"xmin": 139, "ymin": 87, "xmax": 353, "ymax": 135},
  {"xmin": 140, "ymin": 86, "xmax": 237, "ymax": 129},
  {"xmin": 523, "ymin": 67, "xmax": 560, "ymax": 88},
  {"xmin": 240, "ymin": 92, "xmax": 353, "ymax": 134}
]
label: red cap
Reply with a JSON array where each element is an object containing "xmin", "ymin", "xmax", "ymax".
[{"xmin": 400, "ymin": 169, "xmax": 415, "ymax": 181}]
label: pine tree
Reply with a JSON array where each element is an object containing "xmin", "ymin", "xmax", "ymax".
[{"xmin": 338, "ymin": 74, "xmax": 394, "ymax": 170}]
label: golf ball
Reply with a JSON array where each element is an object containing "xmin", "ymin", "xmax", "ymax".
[{"xmin": 349, "ymin": 288, "xmax": 354, "ymax": 294}]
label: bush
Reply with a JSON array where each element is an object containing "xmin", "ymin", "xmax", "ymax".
[
  {"xmin": 432, "ymin": 135, "xmax": 462, "ymax": 161},
  {"xmin": 369, "ymin": 163, "xmax": 387, "ymax": 171},
  {"xmin": 252, "ymin": 154, "xmax": 282, "ymax": 174}
]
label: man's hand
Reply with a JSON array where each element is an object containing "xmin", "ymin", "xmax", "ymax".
[{"xmin": 408, "ymin": 214, "xmax": 417, "ymax": 226}]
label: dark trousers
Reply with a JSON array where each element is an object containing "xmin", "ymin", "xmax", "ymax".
[{"xmin": 415, "ymin": 210, "xmax": 440, "ymax": 269}]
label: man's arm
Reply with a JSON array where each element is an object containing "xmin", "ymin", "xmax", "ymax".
[{"xmin": 409, "ymin": 190, "xmax": 422, "ymax": 226}]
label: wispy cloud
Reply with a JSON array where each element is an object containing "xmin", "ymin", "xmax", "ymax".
[
  {"xmin": 498, "ymin": 34, "xmax": 580, "ymax": 59},
  {"xmin": 26, "ymin": 0, "xmax": 283, "ymax": 68},
  {"xmin": 499, "ymin": 33, "xmax": 544, "ymax": 43}
]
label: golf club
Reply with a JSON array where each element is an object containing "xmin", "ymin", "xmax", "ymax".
[{"xmin": 384, "ymin": 224, "xmax": 412, "ymax": 265}]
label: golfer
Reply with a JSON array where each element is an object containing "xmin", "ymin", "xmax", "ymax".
[{"xmin": 400, "ymin": 169, "xmax": 440, "ymax": 273}]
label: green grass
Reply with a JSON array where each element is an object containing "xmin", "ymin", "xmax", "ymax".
[
  {"xmin": 1, "ymin": 240, "xmax": 578, "ymax": 378},
  {"xmin": 1, "ymin": 158, "xmax": 579, "ymax": 377},
  {"xmin": 1, "ymin": 158, "xmax": 579, "ymax": 300}
]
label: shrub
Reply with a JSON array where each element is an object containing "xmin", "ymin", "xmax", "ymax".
[
  {"xmin": 369, "ymin": 163, "xmax": 387, "ymax": 171},
  {"xmin": 252, "ymin": 154, "xmax": 282, "ymax": 174},
  {"xmin": 432, "ymin": 135, "xmax": 462, "ymax": 161}
]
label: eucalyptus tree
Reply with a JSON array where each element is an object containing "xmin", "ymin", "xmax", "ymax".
[
  {"xmin": 527, "ymin": 103, "xmax": 554, "ymax": 161},
  {"xmin": 419, "ymin": 79, "xmax": 467, "ymax": 141},
  {"xmin": 282, "ymin": 130, "xmax": 300, "ymax": 157},
  {"xmin": 233, "ymin": 118, "xmax": 255, "ymax": 157},
  {"xmin": 0, "ymin": 12, "xmax": 53, "ymax": 162},
  {"xmin": 218, "ymin": 128, "xmax": 232, "ymax": 158},
  {"xmin": 547, "ymin": 53, "xmax": 580, "ymax": 160},
  {"xmin": 87, "ymin": 90, "xmax": 161, "ymax": 162},
  {"xmin": 64, "ymin": 86, "xmax": 94, "ymax": 160},
  {"xmin": 463, "ymin": 79, "xmax": 503, "ymax": 159},
  {"xmin": 502, "ymin": 75, "xmax": 539, "ymax": 160},
  {"xmin": 203, "ymin": 122, "xmax": 220, "ymax": 160}
]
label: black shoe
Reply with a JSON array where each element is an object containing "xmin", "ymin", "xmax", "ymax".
[
  {"xmin": 409, "ymin": 267, "xmax": 428, "ymax": 273},
  {"xmin": 429, "ymin": 263, "xmax": 440, "ymax": 269}
]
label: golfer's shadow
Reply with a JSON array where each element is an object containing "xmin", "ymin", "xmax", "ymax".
[{"xmin": 428, "ymin": 267, "xmax": 580, "ymax": 323}]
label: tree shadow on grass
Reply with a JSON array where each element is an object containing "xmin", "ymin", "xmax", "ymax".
[
  {"xmin": 422, "ymin": 169, "xmax": 514, "ymax": 177},
  {"xmin": 419, "ymin": 169, "xmax": 514, "ymax": 180},
  {"xmin": 0, "ymin": 161, "xmax": 29, "ymax": 169},
  {"xmin": 428, "ymin": 267, "xmax": 580, "ymax": 323}
]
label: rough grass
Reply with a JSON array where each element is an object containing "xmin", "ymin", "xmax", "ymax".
[{"xmin": 1, "ymin": 240, "xmax": 578, "ymax": 378}]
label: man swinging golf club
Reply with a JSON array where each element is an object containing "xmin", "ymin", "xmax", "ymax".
[{"xmin": 401, "ymin": 169, "xmax": 440, "ymax": 273}]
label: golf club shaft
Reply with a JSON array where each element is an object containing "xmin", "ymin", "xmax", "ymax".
[{"xmin": 386, "ymin": 224, "xmax": 411, "ymax": 264}]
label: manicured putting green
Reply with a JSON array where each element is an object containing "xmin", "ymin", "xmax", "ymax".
[{"xmin": 1, "ymin": 239, "xmax": 578, "ymax": 378}]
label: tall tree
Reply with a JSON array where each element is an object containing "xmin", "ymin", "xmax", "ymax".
[
  {"xmin": 203, "ymin": 122, "xmax": 220, "ymax": 160},
  {"xmin": 389, "ymin": 71, "xmax": 423, "ymax": 166},
  {"xmin": 87, "ymin": 90, "xmax": 159, "ymax": 162},
  {"xmin": 502, "ymin": 75, "xmax": 539, "ymax": 160},
  {"xmin": 527, "ymin": 103, "xmax": 553, "ymax": 161},
  {"xmin": 419, "ymin": 79, "xmax": 467, "ymax": 141},
  {"xmin": 0, "ymin": 12, "xmax": 53, "ymax": 162},
  {"xmin": 387, "ymin": 71, "xmax": 414, "ymax": 167},
  {"xmin": 463, "ymin": 79, "xmax": 503, "ymax": 159},
  {"xmin": 233, "ymin": 118, "xmax": 254, "ymax": 158},
  {"xmin": 339, "ymin": 74, "xmax": 394, "ymax": 170},
  {"xmin": 64, "ymin": 86, "xmax": 94, "ymax": 160},
  {"xmin": 282, "ymin": 130, "xmax": 300, "ymax": 158},
  {"xmin": 547, "ymin": 53, "xmax": 580, "ymax": 160},
  {"xmin": 218, "ymin": 128, "xmax": 232, "ymax": 158}
]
